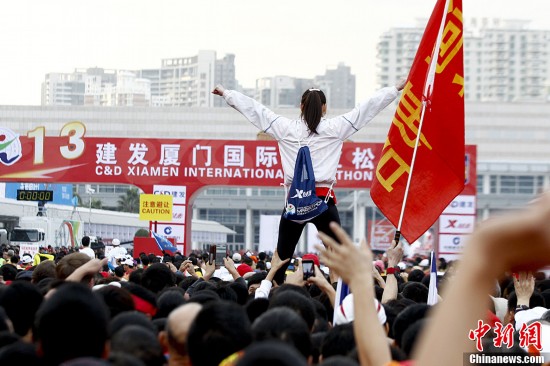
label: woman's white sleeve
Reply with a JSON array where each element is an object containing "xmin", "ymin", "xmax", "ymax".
[
  {"xmin": 254, "ymin": 279, "xmax": 273, "ymax": 299},
  {"xmin": 333, "ymin": 86, "xmax": 399, "ymax": 140},
  {"xmin": 223, "ymin": 90, "xmax": 286, "ymax": 138}
]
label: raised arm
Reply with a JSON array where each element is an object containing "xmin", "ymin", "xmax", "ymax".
[
  {"xmin": 318, "ymin": 224, "xmax": 391, "ymax": 366},
  {"xmin": 413, "ymin": 191, "xmax": 550, "ymax": 365},
  {"xmin": 381, "ymin": 240, "xmax": 404, "ymax": 304},
  {"xmin": 334, "ymin": 79, "xmax": 405, "ymax": 140},
  {"xmin": 212, "ymin": 84, "xmax": 288, "ymax": 138}
]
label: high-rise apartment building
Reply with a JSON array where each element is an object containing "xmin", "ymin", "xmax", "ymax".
[
  {"xmin": 42, "ymin": 68, "xmax": 150, "ymax": 106},
  {"xmin": 254, "ymin": 63, "xmax": 356, "ymax": 109},
  {"xmin": 255, "ymin": 76, "xmax": 308, "ymax": 108},
  {"xmin": 137, "ymin": 50, "xmax": 237, "ymax": 107},
  {"xmin": 43, "ymin": 51, "xmax": 237, "ymax": 108},
  {"xmin": 377, "ymin": 18, "xmax": 550, "ymax": 102},
  {"xmin": 315, "ymin": 63, "xmax": 356, "ymax": 109},
  {"xmin": 42, "ymin": 72, "xmax": 86, "ymax": 106}
]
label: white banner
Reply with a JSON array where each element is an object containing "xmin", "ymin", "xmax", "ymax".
[
  {"xmin": 19, "ymin": 243, "xmax": 40, "ymax": 258},
  {"xmin": 439, "ymin": 234, "xmax": 469, "ymax": 254},
  {"xmin": 171, "ymin": 205, "xmax": 186, "ymax": 224},
  {"xmin": 439, "ymin": 214, "xmax": 475, "ymax": 234},
  {"xmin": 259, "ymin": 215, "xmax": 279, "ymax": 253},
  {"xmin": 153, "ymin": 185, "xmax": 187, "ymax": 205},
  {"xmin": 442, "ymin": 195, "xmax": 476, "ymax": 215},
  {"xmin": 155, "ymin": 223, "xmax": 185, "ymax": 244}
]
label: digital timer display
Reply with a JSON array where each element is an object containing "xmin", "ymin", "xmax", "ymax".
[{"xmin": 16, "ymin": 190, "xmax": 54, "ymax": 202}]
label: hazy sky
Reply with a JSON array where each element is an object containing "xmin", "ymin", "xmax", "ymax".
[{"xmin": 1, "ymin": 0, "xmax": 549, "ymax": 106}]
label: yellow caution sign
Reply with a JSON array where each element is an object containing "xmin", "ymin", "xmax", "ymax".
[{"xmin": 139, "ymin": 194, "xmax": 172, "ymax": 221}]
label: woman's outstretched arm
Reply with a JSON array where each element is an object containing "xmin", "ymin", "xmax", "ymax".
[
  {"xmin": 212, "ymin": 84, "xmax": 288, "ymax": 139},
  {"xmin": 333, "ymin": 78, "xmax": 406, "ymax": 140}
]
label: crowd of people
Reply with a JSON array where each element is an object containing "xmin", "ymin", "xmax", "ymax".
[{"xmin": 0, "ymin": 191, "xmax": 549, "ymax": 365}]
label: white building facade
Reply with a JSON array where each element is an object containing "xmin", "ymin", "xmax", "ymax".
[{"xmin": 377, "ymin": 18, "xmax": 550, "ymax": 102}]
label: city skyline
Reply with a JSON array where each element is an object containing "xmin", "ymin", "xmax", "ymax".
[{"xmin": 2, "ymin": 0, "xmax": 550, "ymax": 106}]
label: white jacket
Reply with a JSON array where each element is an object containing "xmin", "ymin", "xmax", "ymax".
[{"xmin": 223, "ymin": 87, "xmax": 399, "ymax": 188}]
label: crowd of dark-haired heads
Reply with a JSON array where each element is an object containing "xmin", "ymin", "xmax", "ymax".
[{"xmin": 1, "ymin": 238, "xmax": 550, "ymax": 365}]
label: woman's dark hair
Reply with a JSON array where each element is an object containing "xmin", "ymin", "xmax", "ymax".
[{"xmin": 300, "ymin": 89, "xmax": 326, "ymax": 135}]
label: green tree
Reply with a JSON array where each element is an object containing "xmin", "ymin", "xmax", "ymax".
[
  {"xmin": 90, "ymin": 198, "xmax": 103, "ymax": 209},
  {"xmin": 134, "ymin": 228, "xmax": 149, "ymax": 237},
  {"xmin": 117, "ymin": 188, "xmax": 140, "ymax": 213}
]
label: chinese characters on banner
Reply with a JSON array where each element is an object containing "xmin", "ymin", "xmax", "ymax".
[{"xmin": 0, "ymin": 122, "xmax": 476, "ymax": 253}]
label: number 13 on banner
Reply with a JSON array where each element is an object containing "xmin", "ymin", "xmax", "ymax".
[{"xmin": 27, "ymin": 121, "xmax": 86, "ymax": 165}]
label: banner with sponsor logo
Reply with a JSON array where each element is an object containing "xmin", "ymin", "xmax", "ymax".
[{"xmin": 0, "ymin": 122, "xmax": 475, "ymax": 254}]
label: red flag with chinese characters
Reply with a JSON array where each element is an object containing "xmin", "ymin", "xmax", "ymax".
[{"xmin": 370, "ymin": 0, "xmax": 465, "ymax": 244}]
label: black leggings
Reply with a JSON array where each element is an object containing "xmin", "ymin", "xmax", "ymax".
[{"xmin": 273, "ymin": 197, "xmax": 341, "ymax": 285}]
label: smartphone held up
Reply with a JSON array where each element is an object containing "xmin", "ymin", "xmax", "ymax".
[{"xmin": 302, "ymin": 259, "xmax": 315, "ymax": 280}]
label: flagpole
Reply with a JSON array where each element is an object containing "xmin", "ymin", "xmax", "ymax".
[
  {"xmin": 394, "ymin": 100, "xmax": 428, "ymax": 243},
  {"xmin": 393, "ymin": 0, "xmax": 451, "ymax": 244}
]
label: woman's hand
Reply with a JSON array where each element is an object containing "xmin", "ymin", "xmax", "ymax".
[
  {"xmin": 395, "ymin": 78, "xmax": 407, "ymax": 91},
  {"xmin": 212, "ymin": 84, "xmax": 226, "ymax": 96}
]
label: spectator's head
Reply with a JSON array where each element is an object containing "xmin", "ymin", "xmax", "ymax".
[
  {"xmin": 215, "ymin": 284, "xmax": 238, "ymax": 303},
  {"xmin": 401, "ymin": 282, "xmax": 430, "ymax": 303},
  {"xmin": 110, "ymin": 325, "xmax": 165, "ymax": 366},
  {"xmin": 55, "ymin": 253, "xmax": 91, "ymax": 280},
  {"xmin": 119, "ymin": 282, "xmax": 157, "ymax": 318},
  {"xmin": 34, "ymin": 282, "xmax": 109, "ymax": 365},
  {"xmin": 245, "ymin": 298, "xmax": 270, "ymax": 324},
  {"xmin": 31, "ymin": 260, "xmax": 56, "ymax": 284},
  {"xmin": 114, "ymin": 265, "xmax": 125, "ymax": 278},
  {"xmin": 242, "ymin": 255, "xmax": 253, "ymax": 266},
  {"xmin": 188, "ymin": 301, "xmax": 252, "ymax": 366},
  {"xmin": 269, "ymin": 289, "xmax": 315, "ymax": 330},
  {"xmin": 141, "ymin": 263, "xmax": 175, "ymax": 294},
  {"xmin": 139, "ymin": 254, "xmax": 150, "ymax": 267},
  {"xmin": 232, "ymin": 253, "xmax": 242, "ymax": 263},
  {"xmin": 159, "ymin": 302, "xmax": 202, "ymax": 364},
  {"xmin": 392, "ymin": 303, "xmax": 430, "ymax": 347},
  {"xmin": 321, "ymin": 323, "xmax": 356, "ymax": 360},
  {"xmin": 247, "ymin": 272, "xmax": 267, "ymax": 295},
  {"xmin": 401, "ymin": 319, "xmax": 427, "ymax": 357},
  {"xmin": 154, "ymin": 288, "xmax": 186, "ymax": 319},
  {"xmin": 95, "ymin": 285, "xmax": 135, "ymax": 319},
  {"xmin": 82, "ymin": 236, "xmax": 91, "ymax": 248},
  {"xmin": 407, "ymin": 269, "xmax": 426, "ymax": 283},
  {"xmin": 110, "ymin": 311, "xmax": 157, "ymax": 337},
  {"xmin": 0, "ymin": 264, "xmax": 17, "ymax": 281},
  {"xmin": 228, "ymin": 281, "xmax": 249, "ymax": 306},
  {"xmin": 0, "ymin": 281, "xmax": 43, "ymax": 338},
  {"xmin": 0, "ymin": 341, "xmax": 41, "ymax": 365},
  {"xmin": 20, "ymin": 254, "xmax": 33, "ymax": 266},
  {"xmin": 236, "ymin": 340, "xmax": 308, "ymax": 366},
  {"xmin": 252, "ymin": 307, "xmax": 312, "ymax": 359},
  {"xmin": 9, "ymin": 254, "xmax": 19, "ymax": 265},
  {"xmin": 128, "ymin": 268, "xmax": 144, "ymax": 285}
]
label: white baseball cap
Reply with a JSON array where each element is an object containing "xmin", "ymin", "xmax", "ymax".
[{"xmin": 112, "ymin": 239, "xmax": 120, "ymax": 246}]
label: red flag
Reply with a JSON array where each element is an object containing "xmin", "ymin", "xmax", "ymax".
[{"xmin": 370, "ymin": 0, "xmax": 465, "ymax": 244}]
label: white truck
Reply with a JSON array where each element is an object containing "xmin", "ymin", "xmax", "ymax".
[{"xmin": 9, "ymin": 216, "xmax": 83, "ymax": 248}]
